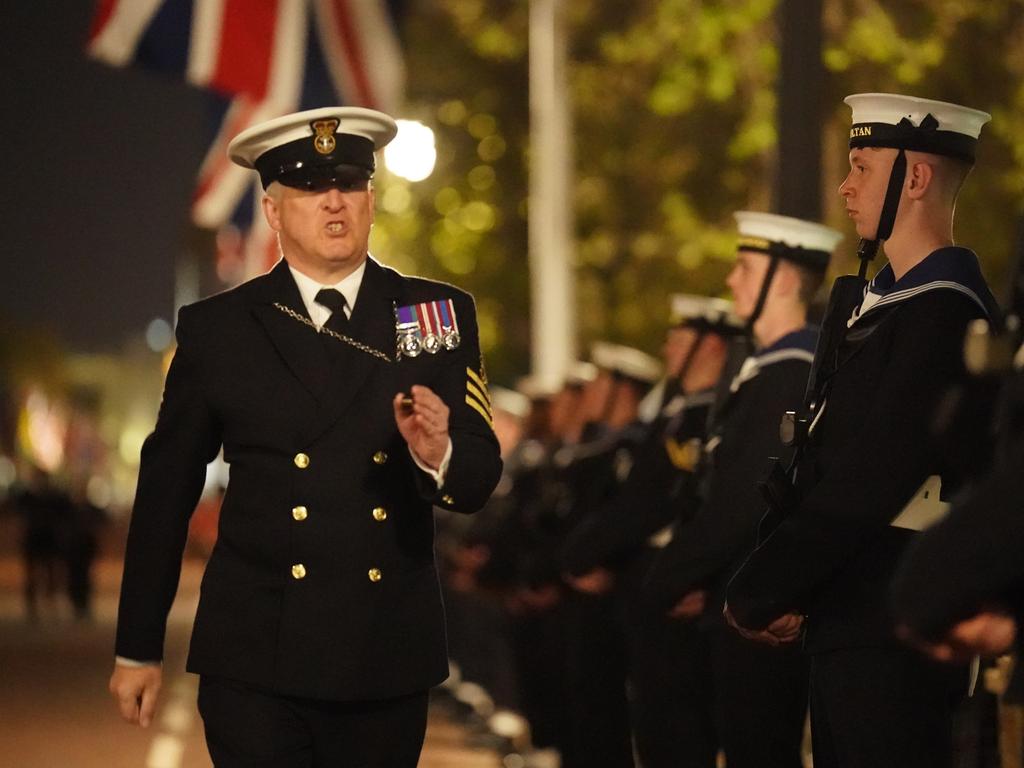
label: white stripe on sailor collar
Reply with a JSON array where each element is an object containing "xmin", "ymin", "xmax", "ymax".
[
  {"xmin": 661, "ymin": 389, "xmax": 717, "ymax": 418},
  {"xmin": 849, "ymin": 280, "xmax": 986, "ymax": 327},
  {"xmin": 729, "ymin": 348, "xmax": 816, "ymax": 392}
]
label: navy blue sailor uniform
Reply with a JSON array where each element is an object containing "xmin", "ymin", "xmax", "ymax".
[
  {"xmin": 562, "ymin": 388, "xmax": 717, "ymax": 578},
  {"xmin": 643, "ymin": 328, "xmax": 816, "ymax": 768},
  {"xmin": 556, "ymin": 423, "xmax": 642, "ymax": 768},
  {"xmin": 563, "ymin": 388, "xmax": 720, "ymax": 768},
  {"xmin": 643, "ymin": 328, "xmax": 818, "ymax": 612},
  {"xmin": 115, "ymin": 256, "xmax": 502, "ymax": 701},
  {"xmin": 726, "ymin": 247, "xmax": 999, "ymax": 768}
]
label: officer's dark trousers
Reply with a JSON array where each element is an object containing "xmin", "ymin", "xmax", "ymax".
[
  {"xmin": 708, "ymin": 623, "xmax": 808, "ymax": 768},
  {"xmin": 808, "ymin": 647, "xmax": 965, "ymax": 768},
  {"xmin": 197, "ymin": 676, "xmax": 429, "ymax": 768}
]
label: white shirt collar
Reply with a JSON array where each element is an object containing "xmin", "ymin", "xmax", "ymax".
[{"xmin": 288, "ymin": 259, "xmax": 367, "ymax": 327}]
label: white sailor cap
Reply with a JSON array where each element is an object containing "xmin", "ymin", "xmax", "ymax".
[
  {"xmin": 490, "ymin": 387, "xmax": 532, "ymax": 419},
  {"xmin": 670, "ymin": 294, "xmax": 745, "ymax": 335},
  {"xmin": 228, "ymin": 106, "xmax": 398, "ymax": 189},
  {"xmin": 516, "ymin": 374, "xmax": 561, "ymax": 400},
  {"xmin": 590, "ymin": 342, "xmax": 663, "ymax": 384},
  {"xmin": 734, "ymin": 211, "xmax": 843, "ymax": 273},
  {"xmin": 564, "ymin": 361, "xmax": 599, "ymax": 388},
  {"xmin": 845, "ymin": 93, "xmax": 990, "ymax": 163}
]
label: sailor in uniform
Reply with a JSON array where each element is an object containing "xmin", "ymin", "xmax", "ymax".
[
  {"xmin": 725, "ymin": 93, "xmax": 1000, "ymax": 768},
  {"xmin": 503, "ymin": 366, "xmax": 595, "ymax": 761},
  {"xmin": 558, "ymin": 343, "xmax": 663, "ymax": 768},
  {"xmin": 562, "ymin": 295, "xmax": 741, "ymax": 767},
  {"xmin": 644, "ymin": 212, "xmax": 842, "ymax": 768}
]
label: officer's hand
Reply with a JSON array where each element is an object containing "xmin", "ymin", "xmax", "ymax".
[
  {"xmin": 394, "ymin": 385, "xmax": 450, "ymax": 469},
  {"xmin": 566, "ymin": 568, "xmax": 615, "ymax": 595},
  {"xmin": 668, "ymin": 589, "xmax": 707, "ymax": 620},
  {"xmin": 109, "ymin": 663, "xmax": 162, "ymax": 727},
  {"xmin": 900, "ymin": 610, "xmax": 1017, "ymax": 663}
]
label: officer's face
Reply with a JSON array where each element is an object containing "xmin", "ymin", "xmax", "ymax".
[
  {"xmin": 839, "ymin": 147, "xmax": 898, "ymax": 240},
  {"xmin": 725, "ymin": 250, "xmax": 770, "ymax": 321},
  {"xmin": 262, "ymin": 182, "xmax": 375, "ymax": 280}
]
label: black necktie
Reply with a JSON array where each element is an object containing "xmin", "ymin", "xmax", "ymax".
[{"xmin": 315, "ymin": 288, "xmax": 349, "ymax": 333}]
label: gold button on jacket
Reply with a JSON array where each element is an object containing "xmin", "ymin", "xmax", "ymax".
[
  {"xmin": 291, "ymin": 564, "xmax": 307, "ymax": 579},
  {"xmin": 372, "ymin": 450, "xmax": 388, "ymax": 465},
  {"xmin": 441, "ymin": 494, "xmax": 455, "ymax": 505},
  {"xmin": 292, "ymin": 506, "xmax": 308, "ymax": 521},
  {"xmin": 294, "ymin": 453, "xmax": 310, "ymax": 469},
  {"xmin": 368, "ymin": 568, "xmax": 382, "ymax": 582},
  {"xmin": 372, "ymin": 507, "xmax": 387, "ymax": 521}
]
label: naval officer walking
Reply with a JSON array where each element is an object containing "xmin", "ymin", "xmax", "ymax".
[{"xmin": 109, "ymin": 107, "xmax": 502, "ymax": 767}]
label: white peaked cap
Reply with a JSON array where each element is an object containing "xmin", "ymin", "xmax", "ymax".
[
  {"xmin": 226, "ymin": 107, "xmax": 397, "ymax": 189},
  {"xmin": 228, "ymin": 107, "xmax": 398, "ymax": 169},
  {"xmin": 670, "ymin": 294, "xmax": 743, "ymax": 331},
  {"xmin": 845, "ymin": 93, "xmax": 990, "ymax": 140},
  {"xmin": 564, "ymin": 361, "xmax": 599, "ymax": 387},
  {"xmin": 844, "ymin": 93, "xmax": 990, "ymax": 162},
  {"xmin": 490, "ymin": 387, "xmax": 532, "ymax": 419},
  {"xmin": 734, "ymin": 211, "xmax": 844, "ymax": 254},
  {"xmin": 516, "ymin": 374, "xmax": 561, "ymax": 400},
  {"xmin": 590, "ymin": 342, "xmax": 663, "ymax": 384}
]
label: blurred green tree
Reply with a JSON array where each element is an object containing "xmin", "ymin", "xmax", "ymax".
[{"xmin": 372, "ymin": 0, "xmax": 1024, "ymax": 386}]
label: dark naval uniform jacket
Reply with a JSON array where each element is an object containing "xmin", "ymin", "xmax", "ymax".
[
  {"xmin": 891, "ymin": 436, "xmax": 1024, "ymax": 643},
  {"xmin": 727, "ymin": 248, "xmax": 998, "ymax": 652},
  {"xmin": 645, "ymin": 329, "xmax": 817, "ymax": 617},
  {"xmin": 115, "ymin": 257, "xmax": 502, "ymax": 701}
]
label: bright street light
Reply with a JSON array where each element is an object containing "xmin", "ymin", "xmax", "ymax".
[{"xmin": 384, "ymin": 119, "xmax": 437, "ymax": 182}]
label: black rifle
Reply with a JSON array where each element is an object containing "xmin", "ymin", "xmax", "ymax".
[{"xmin": 758, "ymin": 239, "xmax": 880, "ymax": 537}]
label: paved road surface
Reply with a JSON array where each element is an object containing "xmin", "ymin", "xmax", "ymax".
[{"xmin": 0, "ymin": 550, "xmax": 501, "ymax": 768}]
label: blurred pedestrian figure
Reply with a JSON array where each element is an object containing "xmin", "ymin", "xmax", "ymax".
[
  {"xmin": 64, "ymin": 480, "xmax": 107, "ymax": 621},
  {"xmin": 11, "ymin": 464, "xmax": 70, "ymax": 621}
]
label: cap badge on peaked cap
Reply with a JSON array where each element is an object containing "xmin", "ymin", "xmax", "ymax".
[{"xmin": 312, "ymin": 119, "xmax": 339, "ymax": 155}]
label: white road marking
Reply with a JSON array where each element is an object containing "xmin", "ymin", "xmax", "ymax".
[{"xmin": 145, "ymin": 734, "xmax": 184, "ymax": 768}]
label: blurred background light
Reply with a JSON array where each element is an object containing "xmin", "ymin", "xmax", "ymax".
[
  {"xmin": 384, "ymin": 119, "xmax": 437, "ymax": 182},
  {"xmin": 145, "ymin": 317, "xmax": 174, "ymax": 352}
]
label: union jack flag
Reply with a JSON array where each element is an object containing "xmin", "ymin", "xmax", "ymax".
[{"xmin": 87, "ymin": 0, "xmax": 405, "ymax": 277}]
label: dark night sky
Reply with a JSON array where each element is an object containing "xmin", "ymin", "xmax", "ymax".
[{"xmin": 2, "ymin": 1, "xmax": 212, "ymax": 352}]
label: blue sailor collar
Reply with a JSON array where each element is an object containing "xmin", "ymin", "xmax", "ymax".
[
  {"xmin": 757, "ymin": 326, "xmax": 817, "ymax": 363},
  {"xmin": 852, "ymin": 247, "xmax": 998, "ymax": 325},
  {"xmin": 730, "ymin": 326, "xmax": 818, "ymax": 392}
]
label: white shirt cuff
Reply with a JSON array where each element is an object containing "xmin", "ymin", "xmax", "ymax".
[
  {"xmin": 115, "ymin": 656, "xmax": 161, "ymax": 668},
  {"xmin": 410, "ymin": 439, "xmax": 453, "ymax": 489}
]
